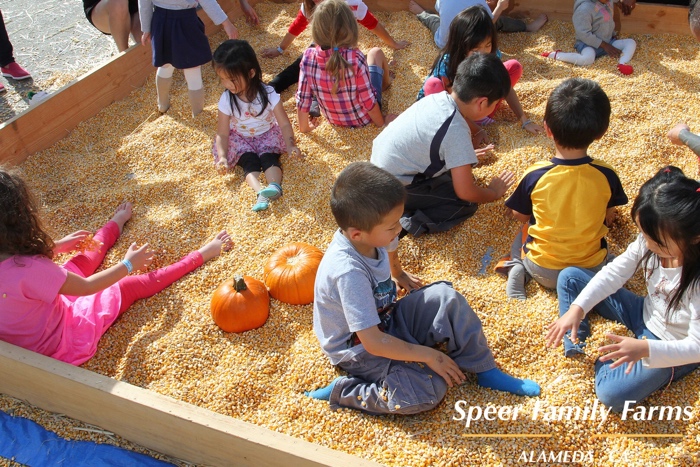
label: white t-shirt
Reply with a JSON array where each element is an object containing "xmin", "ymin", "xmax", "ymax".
[
  {"xmin": 217, "ymin": 84, "xmax": 280, "ymax": 137},
  {"xmin": 573, "ymin": 234, "xmax": 700, "ymax": 368}
]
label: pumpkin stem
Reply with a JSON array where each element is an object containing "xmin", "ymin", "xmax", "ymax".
[{"xmin": 234, "ymin": 275, "xmax": 248, "ymax": 292}]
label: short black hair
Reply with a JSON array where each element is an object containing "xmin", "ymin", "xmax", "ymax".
[
  {"xmin": 330, "ymin": 162, "xmax": 405, "ymax": 232},
  {"xmin": 544, "ymin": 78, "xmax": 610, "ymax": 149},
  {"xmin": 452, "ymin": 52, "xmax": 511, "ymax": 105}
]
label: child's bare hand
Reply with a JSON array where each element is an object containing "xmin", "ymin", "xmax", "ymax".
[
  {"xmin": 141, "ymin": 32, "xmax": 151, "ymax": 47},
  {"xmin": 600, "ymin": 42, "xmax": 621, "ymax": 58},
  {"xmin": 55, "ymin": 230, "xmax": 93, "ymax": 254},
  {"xmin": 424, "ymin": 348, "xmax": 465, "ymax": 388},
  {"xmin": 523, "ymin": 121, "xmax": 545, "ymax": 135},
  {"xmin": 240, "ymin": 0, "xmax": 259, "ymax": 25},
  {"xmin": 475, "ymin": 143, "xmax": 495, "ymax": 157},
  {"xmin": 124, "ymin": 242, "xmax": 155, "ymax": 272},
  {"xmin": 598, "ymin": 334, "xmax": 649, "ymax": 374},
  {"xmin": 488, "ymin": 171, "xmax": 515, "ymax": 198},
  {"xmin": 215, "ymin": 161, "xmax": 229, "ymax": 174},
  {"xmin": 667, "ymin": 123, "xmax": 690, "ymax": 145},
  {"xmin": 472, "ymin": 127, "xmax": 489, "ymax": 147},
  {"xmin": 222, "ymin": 20, "xmax": 239, "ymax": 40},
  {"xmin": 383, "ymin": 114, "xmax": 398, "ymax": 126},
  {"xmin": 261, "ymin": 47, "xmax": 282, "ymax": 58},
  {"xmin": 288, "ymin": 146, "xmax": 303, "ymax": 159},
  {"xmin": 393, "ymin": 270, "xmax": 424, "ymax": 294},
  {"xmin": 546, "ymin": 305, "xmax": 585, "ymax": 347}
]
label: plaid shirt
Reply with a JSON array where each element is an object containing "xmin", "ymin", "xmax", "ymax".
[{"xmin": 296, "ymin": 46, "xmax": 378, "ymax": 128}]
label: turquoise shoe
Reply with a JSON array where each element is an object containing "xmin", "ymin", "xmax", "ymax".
[
  {"xmin": 258, "ymin": 182, "xmax": 283, "ymax": 200},
  {"xmin": 252, "ymin": 194, "xmax": 270, "ymax": 212}
]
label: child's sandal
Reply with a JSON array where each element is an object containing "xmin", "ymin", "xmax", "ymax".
[{"xmin": 258, "ymin": 182, "xmax": 283, "ymax": 200}]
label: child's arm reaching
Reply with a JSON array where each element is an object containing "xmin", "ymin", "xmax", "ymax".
[
  {"xmin": 272, "ymin": 101, "xmax": 302, "ymax": 159},
  {"xmin": 198, "ymin": 0, "xmax": 239, "ymax": 39},
  {"xmin": 355, "ymin": 326, "xmax": 466, "ymax": 387},
  {"xmin": 297, "ymin": 110, "xmax": 318, "ymax": 133},
  {"xmin": 491, "ymin": 0, "xmax": 509, "ymax": 22},
  {"xmin": 58, "ymin": 242, "xmax": 154, "ymax": 296},
  {"xmin": 504, "ymin": 89, "xmax": 545, "ymax": 135},
  {"xmin": 215, "ymin": 111, "xmax": 231, "ymax": 170},
  {"xmin": 369, "ymin": 22, "xmax": 410, "ymax": 50},
  {"xmin": 451, "ymin": 165, "xmax": 515, "ymax": 204},
  {"xmin": 238, "ymin": 0, "xmax": 259, "ymax": 25}
]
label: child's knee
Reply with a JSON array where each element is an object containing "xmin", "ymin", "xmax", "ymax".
[
  {"xmin": 367, "ymin": 47, "xmax": 386, "ymax": 65},
  {"xmin": 387, "ymin": 366, "xmax": 447, "ymax": 414},
  {"xmin": 260, "ymin": 153, "xmax": 281, "ymax": 172},
  {"xmin": 503, "ymin": 59, "xmax": 523, "ymax": 86},
  {"xmin": 423, "ymin": 77, "xmax": 445, "ymax": 96}
]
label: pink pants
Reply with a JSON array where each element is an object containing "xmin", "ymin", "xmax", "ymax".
[
  {"xmin": 63, "ymin": 221, "xmax": 203, "ymax": 314},
  {"xmin": 424, "ymin": 59, "xmax": 523, "ymax": 117}
]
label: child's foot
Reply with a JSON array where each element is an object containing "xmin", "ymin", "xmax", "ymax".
[
  {"xmin": 408, "ymin": 0, "xmax": 425, "ymax": 14},
  {"xmin": 198, "ymin": 230, "xmax": 233, "ymax": 263},
  {"xmin": 304, "ymin": 376, "xmax": 343, "ymax": 401},
  {"xmin": 258, "ymin": 182, "xmax": 283, "ymax": 200},
  {"xmin": 526, "ymin": 13, "xmax": 548, "ymax": 32},
  {"xmin": 252, "ymin": 194, "xmax": 270, "ymax": 212},
  {"xmin": 541, "ymin": 50, "xmax": 561, "ymax": 60},
  {"xmin": 617, "ymin": 63, "xmax": 634, "ymax": 75},
  {"xmin": 506, "ymin": 263, "xmax": 528, "ymax": 300},
  {"xmin": 110, "ymin": 202, "xmax": 133, "ymax": 234},
  {"xmin": 477, "ymin": 368, "xmax": 540, "ymax": 397}
]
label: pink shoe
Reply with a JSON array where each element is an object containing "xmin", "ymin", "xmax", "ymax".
[
  {"xmin": 0, "ymin": 82, "xmax": 5, "ymax": 93},
  {"xmin": 617, "ymin": 64, "xmax": 633, "ymax": 75},
  {"xmin": 541, "ymin": 50, "xmax": 561, "ymax": 60},
  {"xmin": 1, "ymin": 62, "xmax": 31, "ymax": 80}
]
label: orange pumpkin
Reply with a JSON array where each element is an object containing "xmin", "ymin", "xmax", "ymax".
[
  {"xmin": 211, "ymin": 275, "xmax": 270, "ymax": 333},
  {"xmin": 263, "ymin": 242, "xmax": 324, "ymax": 305}
]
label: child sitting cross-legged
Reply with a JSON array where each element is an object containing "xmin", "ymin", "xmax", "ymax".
[
  {"xmin": 306, "ymin": 162, "xmax": 540, "ymax": 414},
  {"xmin": 541, "ymin": 0, "xmax": 637, "ymax": 75},
  {"xmin": 495, "ymin": 78, "xmax": 628, "ymax": 299},
  {"xmin": 371, "ymin": 52, "xmax": 515, "ymax": 238}
]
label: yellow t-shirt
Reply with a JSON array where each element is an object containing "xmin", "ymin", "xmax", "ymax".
[{"xmin": 505, "ymin": 156, "xmax": 628, "ymax": 269}]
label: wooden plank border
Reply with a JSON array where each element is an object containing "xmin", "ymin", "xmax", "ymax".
[{"xmin": 0, "ymin": 340, "xmax": 380, "ymax": 467}]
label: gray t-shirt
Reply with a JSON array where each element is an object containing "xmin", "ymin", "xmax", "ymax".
[
  {"xmin": 313, "ymin": 230, "xmax": 397, "ymax": 365},
  {"xmin": 370, "ymin": 92, "xmax": 477, "ymax": 186}
]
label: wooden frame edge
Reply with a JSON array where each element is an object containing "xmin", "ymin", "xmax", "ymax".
[{"xmin": 0, "ymin": 340, "xmax": 381, "ymax": 467}]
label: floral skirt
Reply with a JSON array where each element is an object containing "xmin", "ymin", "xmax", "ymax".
[{"xmin": 212, "ymin": 124, "xmax": 286, "ymax": 167}]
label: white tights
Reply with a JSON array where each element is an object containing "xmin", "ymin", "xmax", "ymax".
[
  {"xmin": 156, "ymin": 64, "xmax": 203, "ymax": 90},
  {"xmin": 553, "ymin": 38, "xmax": 637, "ymax": 66}
]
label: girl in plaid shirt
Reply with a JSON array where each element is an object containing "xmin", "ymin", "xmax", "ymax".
[{"xmin": 296, "ymin": 0, "xmax": 395, "ymax": 132}]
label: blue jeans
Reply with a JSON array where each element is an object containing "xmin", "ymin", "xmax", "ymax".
[
  {"xmin": 557, "ymin": 267, "xmax": 699, "ymax": 412},
  {"xmin": 368, "ymin": 64, "xmax": 384, "ymax": 107},
  {"xmin": 574, "ymin": 40, "xmax": 609, "ymax": 58}
]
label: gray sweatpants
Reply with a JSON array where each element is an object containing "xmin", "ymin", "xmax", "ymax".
[{"xmin": 329, "ymin": 282, "xmax": 496, "ymax": 415}]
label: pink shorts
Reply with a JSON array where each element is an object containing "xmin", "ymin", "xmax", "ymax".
[{"xmin": 212, "ymin": 124, "xmax": 286, "ymax": 167}]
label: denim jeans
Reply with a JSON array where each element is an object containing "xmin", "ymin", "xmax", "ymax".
[{"xmin": 557, "ymin": 267, "xmax": 699, "ymax": 412}]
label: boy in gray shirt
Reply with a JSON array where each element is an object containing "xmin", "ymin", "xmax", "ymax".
[
  {"xmin": 371, "ymin": 53, "xmax": 515, "ymax": 237},
  {"xmin": 307, "ymin": 162, "xmax": 540, "ymax": 414}
]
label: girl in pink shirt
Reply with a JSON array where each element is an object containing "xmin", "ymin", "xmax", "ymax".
[{"xmin": 0, "ymin": 169, "xmax": 232, "ymax": 365}]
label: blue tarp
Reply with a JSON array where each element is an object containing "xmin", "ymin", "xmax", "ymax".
[{"xmin": 0, "ymin": 410, "xmax": 173, "ymax": 466}]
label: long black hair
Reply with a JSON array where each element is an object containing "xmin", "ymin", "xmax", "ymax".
[
  {"xmin": 431, "ymin": 6, "xmax": 497, "ymax": 86},
  {"xmin": 212, "ymin": 40, "xmax": 270, "ymax": 117},
  {"xmin": 631, "ymin": 166, "xmax": 700, "ymax": 316}
]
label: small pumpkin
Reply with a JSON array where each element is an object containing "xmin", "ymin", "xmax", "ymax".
[
  {"xmin": 263, "ymin": 242, "xmax": 324, "ymax": 305},
  {"xmin": 211, "ymin": 275, "xmax": 270, "ymax": 333}
]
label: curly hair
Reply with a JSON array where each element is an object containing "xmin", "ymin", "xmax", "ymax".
[{"xmin": 0, "ymin": 168, "xmax": 54, "ymax": 259}]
